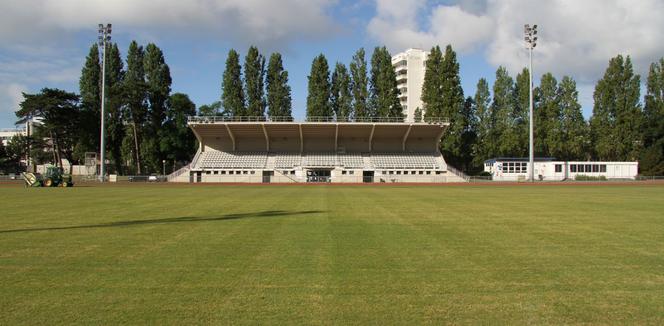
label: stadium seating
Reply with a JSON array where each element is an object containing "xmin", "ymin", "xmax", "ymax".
[
  {"xmin": 274, "ymin": 153, "xmax": 302, "ymax": 168},
  {"xmin": 371, "ymin": 152, "xmax": 440, "ymax": 169},
  {"xmin": 197, "ymin": 151, "xmax": 267, "ymax": 168},
  {"xmin": 337, "ymin": 153, "xmax": 364, "ymax": 168},
  {"xmin": 303, "ymin": 153, "xmax": 337, "ymax": 167}
]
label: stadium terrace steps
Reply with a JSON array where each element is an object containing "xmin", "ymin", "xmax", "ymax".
[
  {"xmin": 193, "ymin": 151, "xmax": 446, "ymax": 171},
  {"xmin": 198, "ymin": 151, "xmax": 268, "ymax": 169},
  {"xmin": 371, "ymin": 152, "xmax": 441, "ymax": 169}
]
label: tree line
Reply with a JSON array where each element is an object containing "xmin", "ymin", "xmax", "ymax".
[
  {"xmin": 7, "ymin": 41, "xmax": 196, "ymax": 175},
  {"xmin": 2, "ymin": 43, "xmax": 663, "ymax": 176},
  {"xmin": 420, "ymin": 45, "xmax": 664, "ymax": 175}
]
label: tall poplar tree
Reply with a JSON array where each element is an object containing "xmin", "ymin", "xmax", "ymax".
[
  {"xmin": 123, "ymin": 41, "xmax": 147, "ymax": 174},
  {"xmin": 558, "ymin": 76, "xmax": 589, "ymax": 160},
  {"xmin": 439, "ymin": 45, "xmax": 465, "ymax": 164},
  {"xmin": 306, "ymin": 54, "xmax": 332, "ymax": 117},
  {"xmin": 331, "ymin": 62, "xmax": 353, "ymax": 121},
  {"xmin": 222, "ymin": 49, "xmax": 245, "ymax": 116},
  {"xmin": 244, "ymin": 46, "xmax": 266, "ymax": 117},
  {"xmin": 143, "ymin": 43, "xmax": 172, "ymax": 173},
  {"xmin": 492, "ymin": 66, "xmax": 518, "ymax": 156},
  {"xmin": 473, "ymin": 78, "xmax": 493, "ymax": 166},
  {"xmin": 591, "ymin": 55, "xmax": 642, "ymax": 161},
  {"xmin": 370, "ymin": 46, "xmax": 402, "ymax": 118},
  {"xmin": 350, "ymin": 48, "xmax": 369, "ymax": 118},
  {"xmin": 513, "ymin": 68, "xmax": 530, "ymax": 156},
  {"xmin": 421, "ymin": 46, "xmax": 443, "ymax": 118},
  {"xmin": 266, "ymin": 53, "xmax": 292, "ymax": 118},
  {"xmin": 104, "ymin": 43, "xmax": 125, "ymax": 174},
  {"xmin": 535, "ymin": 73, "xmax": 561, "ymax": 157},
  {"xmin": 640, "ymin": 58, "xmax": 664, "ymax": 174},
  {"xmin": 77, "ymin": 44, "xmax": 101, "ymax": 159}
]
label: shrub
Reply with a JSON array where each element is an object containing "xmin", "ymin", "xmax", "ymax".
[{"xmin": 575, "ymin": 174, "xmax": 607, "ymax": 181}]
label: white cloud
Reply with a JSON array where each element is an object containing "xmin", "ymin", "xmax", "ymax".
[
  {"xmin": 0, "ymin": 0, "xmax": 339, "ymax": 49},
  {"xmin": 368, "ymin": 0, "xmax": 493, "ymax": 52},
  {"xmin": 0, "ymin": 83, "xmax": 26, "ymax": 113},
  {"xmin": 368, "ymin": 0, "xmax": 664, "ymax": 81}
]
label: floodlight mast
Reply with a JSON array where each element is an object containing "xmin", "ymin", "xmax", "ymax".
[
  {"xmin": 524, "ymin": 24, "xmax": 537, "ymax": 182},
  {"xmin": 98, "ymin": 24, "xmax": 111, "ymax": 182}
]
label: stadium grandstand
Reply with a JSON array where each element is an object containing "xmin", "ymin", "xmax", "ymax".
[{"xmin": 168, "ymin": 116, "xmax": 469, "ymax": 183}]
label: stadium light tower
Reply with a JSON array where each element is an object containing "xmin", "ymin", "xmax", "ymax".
[
  {"xmin": 524, "ymin": 24, "xmax": 537, "ymax": 182},
  {"xmin": 98, "ymin": 23, "xmax": 112, "ymax": 182}
]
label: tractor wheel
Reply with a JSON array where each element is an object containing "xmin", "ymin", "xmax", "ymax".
[
  {"xmin": 61, "ymin": 182, "xmax": 69, "ymax": 187},
  {"xmin": 44, "ymin": 178, "xmax": 53, "ymax": 187}
]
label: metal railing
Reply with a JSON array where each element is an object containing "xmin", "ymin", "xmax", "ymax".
[{"xmin": 187, "ymin": 116, "xmax": 449, "ymax": 124}]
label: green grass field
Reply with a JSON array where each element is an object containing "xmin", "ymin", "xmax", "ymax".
[{"xmin": 1, "ymin": 184, "xmax": 663, "ymax": 324}]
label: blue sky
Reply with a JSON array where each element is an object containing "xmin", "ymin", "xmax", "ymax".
[{"xmin": 1, "ymin": 0, "xmax": 663, "ymax": 128}]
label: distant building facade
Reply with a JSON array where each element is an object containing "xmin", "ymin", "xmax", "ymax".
[
  {"xmin": 484, "ymin": 157, "xmax": 639, "ymax": 181},
  {"xmin": 0, "ymin": 128, "xmax": 26, "ymax": 147},
  {"xmin": 391, "ymin": 48, "xmax": 428, "ymax": 122}
]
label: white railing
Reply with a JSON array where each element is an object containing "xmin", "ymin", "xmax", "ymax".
[
  {"xmin": 445, "ymin": 164, "xmax": 471, "ymax": 182},
  {"xmin": 187, "ymin": 116, "xmax": 449, "ymax": 124}
]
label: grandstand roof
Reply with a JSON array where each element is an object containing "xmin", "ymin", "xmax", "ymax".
[{"xmin": 188, "ymin": 116, "xmax": 450, "ymax": 153}]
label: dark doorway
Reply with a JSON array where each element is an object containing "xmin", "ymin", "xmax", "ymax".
[
  {"xmin": 307, "ymin": 169, "xmax": 331, "ymax": 183},
  {"xmin": 262, "ymin": 171, "xmax": 274, "ymax": 183},
  {"xmin": 363, "ymin": 171, "xmax": 374, "ymax": 183}
]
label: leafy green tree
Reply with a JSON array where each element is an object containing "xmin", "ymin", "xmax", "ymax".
[
  {"xmin": 421, "ymin": 46, "xmax": 444, "ymax": 118},
  {"xmin": 123, "ymin": 41, "xmax": 147, "ymax": 174},
  {"xmin": 458, "ymin": 96, "xmax": 478, "ymax": 172},
  {"xmin": 473, "ymin": 78, "xmax": 493, "ymax": 165},
  {"xmin": 331, "ymin": 62, "xmax": 352, "ymax": 121},
  {"xmin": 513, "ymin": 68, "xmax": 531, "ymax": 157},
  {"xmin": 199, "ymin": 101, "xmax": 226, "ymax": 116},
  {"xmin": 558, "ymin": 76, "xmax": 590, "ymax": 161},
  {"xmin": 591, "ymin": 55, "xmax": 642, "ymax": 161},
  {"xmin": 306, "ymin": 54, "xmax": 332, "ymax": 117},
  {"xmin": 414, "ymin": 107, "xmax": 423, "ymax": 122},
  {"xmin": 76, "ymin": 44, "xmax": 101, "ymax": 160},
  {"xmin": 640, "ymin": 58, "xmax": 664, "ymax": 174},
  {"xmin": 244, "ymin": 46, "xmax": 266, "ymax": 117},
  {"xmin": 439, "ymin": 45, "xmax": 466, "ymax": 165},
  {"xmin": 492, "ymin": 66, "xmax": 519, "ymax": 156},
  {"xmin": 350, "ymin": 48, "xmax": 369, "ymax": 118},
  {"xmin": 222, "ymin": 49, "xmax": 246, "ymax": 116},
  {"xmin": 266, "ymin": 53, "xmax": 292, "ymax": 118},
  {"xmin": 160, "ymin": 93, "xmax": 197, "ymax": 172},
  {"xmin": 15, "ymin": 89, "xmax": 81, "ymax": 173},
  {"xmin": 370, "ymin": 46, "xmax": 402, "ymax": 118},
  {"xmin": 143, "ymin": 43, "xmax": 172, "ymax": 173},
  {"xmin": 104, "ymin": 43, "xmax": 125, "ymax": 174},
  {"xmin": 2, "ymin": 135, "xmax": 31, "ymax": 172},
  {"xmin": 535, "ymin": 73, "xmax": 562, "ymax": 158}
]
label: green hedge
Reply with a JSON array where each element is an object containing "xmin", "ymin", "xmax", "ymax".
[{"xmin": 574, "ymin": 174, "xmax": 607, "ymax": 181}]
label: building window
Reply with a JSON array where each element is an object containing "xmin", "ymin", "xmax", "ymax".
[
  {"xmin": 221, "ymin": 170, "xmax": 226, "ymax": 175},
  {"xmin": 426, "ymin": 171, "xmax": 431, "ymax": 175},
  {"xmin": 555, "ymin": 164, "xmax": 562, "ymax": 173},
  {"xmin": 206, "ymin": 171, "xmax": 211, "ymax": 175},
  {"xmin": 243, "ymin": 171, "xmax": 248, "ymax": 175},
  {"xmin": 349, "ymin": 171, "xmax": 354, "ymax": 175},
  {"xmin": 570, "ymin": 165, "xmax": 577, "ymax": 173},
  {"xmin": 419, "ymin": 171, "xmax": 424, "ymax": 175},
  {"xmin": 250, "ymin": 171, "xmax": 255, "ymax": 175},
  {"xmin": 600, "ymin": 165, "xmax": 606, "ymax": 172},
  {"xmin": 229, "ymin": 171, "xmax": 234, "ymax": 175},
  {"xmin": 435, "ymin": 171, "xmax": 442, "ymax": 175},
  {"xmin": 342, "ymin": 171, "xmax": 347, "ymax": 175},
  {"xmin": 397, "ymin": 171, "xmax": 401, "ymax": 175},
  {"xmin": 213, "ymin": 171, "xmax": 219, "ymax": 175},
  {"xmin": 592, "ymin": 165, "xmax": 599, "ymax": 172}
]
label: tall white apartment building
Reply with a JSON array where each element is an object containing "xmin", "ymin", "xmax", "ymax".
[{"xmin": 391, "ymin": 48, "xmax": 429, "ymax": 122}]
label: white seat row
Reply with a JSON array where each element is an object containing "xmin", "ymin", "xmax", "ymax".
[
  {"xmin": 371, "ymin": 152, "xmax": 440, "ymax": 169},
  {"xmin": 274, "ymin": 153, "xmax": 302, "ymax": 168},
  {"xmin": 197, "ymin": 151, "xmax": 267, "ymax": 169}
]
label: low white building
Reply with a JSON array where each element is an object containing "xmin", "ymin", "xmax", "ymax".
[
  {"xmin": 484, "ymin": 158, "xmax": 638, "ymax": 181},
  {"xmin": 0, "ymin": 128, "xmax": 26, "ymax": 146}
]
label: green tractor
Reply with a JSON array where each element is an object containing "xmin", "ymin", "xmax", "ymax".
[{"xmin": 21, "ymin": 165, "xmax": 74, "ymax": 187}]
